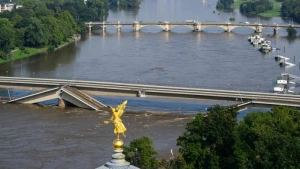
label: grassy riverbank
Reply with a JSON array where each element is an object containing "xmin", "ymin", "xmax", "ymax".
[
  {"xmin": 233, "ymin": 0, "xmax": 282, "ymax": 17},
  {"xmin": 259, "ymin": 1, "xmax": 281, "ymax": 17},
  {"xmin": 0, "ymin": 38, "xmax": 74, "ymax": 64}
]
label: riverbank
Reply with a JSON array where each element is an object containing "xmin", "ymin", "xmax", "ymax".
[
  {"xmin": 233, "ymin": 0, "xmax": 282, "ymax": 17},
  {"xmin": 0, "ymin": 38, "xmax": 75, "ymax": 64}
]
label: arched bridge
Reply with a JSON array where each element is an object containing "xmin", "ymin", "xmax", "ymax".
[{"xmin": 85, "ymin": 21, "xmax": 300, "ymax": 34}]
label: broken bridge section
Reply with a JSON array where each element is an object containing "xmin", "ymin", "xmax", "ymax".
[
  {"xmin": 7, "ymin": 86, "xmax": 107, "ymax": 111},
  {"xmin": 60, "ymin": 86, "xmax": 107, "ymax": 111}
]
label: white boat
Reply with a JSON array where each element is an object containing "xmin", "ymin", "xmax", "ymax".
[
  {"xmin": 249, "ymin": 35, "xmax": 261, "ymax": 43},
  {"xmin": 274, "ymin": 84, "xmax": 285, "ymax": 92},
  {"xmin": 259, "ymin": 43, "xmax": 272, "ymax": 53},
  {"xmin": 275, "ymin": 55, "xmax": 290, "ymax": 61},
  {"xmin": 279, "ymin": 60, "xmax": 295, "ymax": 67},
  {"xmin": 277, "ymin": 76, "xmax": 288, "ymax": 85}
]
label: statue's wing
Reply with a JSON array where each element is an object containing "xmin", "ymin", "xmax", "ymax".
[
  {"xmin": 110, "ymin": 106, "xmax": 116, "ymax": 113},
  {"xmin": 116, "ymin": 100, "xmax": 127, "ymax": 117}
]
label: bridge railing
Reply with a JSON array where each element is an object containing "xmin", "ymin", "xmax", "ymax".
[{"xmin": 1, "ymin": 75, "xmax": 273, "ymax": 93}]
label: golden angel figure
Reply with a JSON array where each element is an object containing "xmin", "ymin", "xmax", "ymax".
[{"xmin": 104, "ymin": 100, "xmax": 127, "ymax": 139}]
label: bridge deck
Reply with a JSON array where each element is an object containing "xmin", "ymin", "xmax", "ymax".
[{"xmin": 1, "ymin": 77, "xmax": 300, "ymax": 111}]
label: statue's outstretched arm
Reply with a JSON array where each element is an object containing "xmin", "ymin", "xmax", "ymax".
[{"xmin": 104, "ymin": 107, "xmax": 115, "ymax": 124}]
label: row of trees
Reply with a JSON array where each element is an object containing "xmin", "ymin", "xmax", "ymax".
[
  {"xmin": 0, "ymin": 1, "xmax": 81, "ymax": 57},
  {"xmin": 110, "ymin": 0, "xmax": 141, "ymax": 9},
  {"xmin": 0, "ymin": 0, "xmax": 141, "ymax": 59},
  {"xmin": 125, "ymin": 105, "xmax": 300, "ymax": 168},
  {"xmin": 281, "ymin": 0, "xmax": 300, "ymax": 22},
  {"xmin": 240, "ymin": 0, "xmax": 273, "ymax": 15},
  {"xmin": 239, "ymin": 0, "xmax": 300, "ymax": 23}
]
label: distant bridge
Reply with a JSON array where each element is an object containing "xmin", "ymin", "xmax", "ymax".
[
  {"xmin": 1, "ymin": 76, "xmax": 300, "ymax": 111},
  {"xmin": 85, "ymin": 21, "xmax": 300, "ymax": 34}
]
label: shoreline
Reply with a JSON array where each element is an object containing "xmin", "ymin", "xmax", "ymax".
[{"xmin": 0, "ymin": 37, "xmax": 78, "ymax": 64}]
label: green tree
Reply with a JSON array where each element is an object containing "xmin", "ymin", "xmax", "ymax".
[
  {"xmin": 235, "ymin": 106, "xmax": 300, "ymax": 168},
  {"xmin": 124, "ymin": 136, "xmax": 159, "ymax": 169},
  {"xmin": 177, "ymin": 105, "xmax": 239, "ymax": 169},
  {"xmin": 14, "ymin": 28, "xmax": 25, "ymax": 48},
  {"xmin": 287, "ymin": 26, "xmax": 297, "ymax": 36},
  {"xmin": 41, "ymin": 16, "xmax": 63, "ymax": 46},
  {"xmin": 217, "ymin": 0, "xmax": 234, "ymax": 9},
  {"xmin": 240, "ymin": 0, "xmax": 273, "ymax": 15},
  {"xmin": 34, "ymin": 2, "xmax": 54, "ymax": 18},
  {"xmin": 0, "ymin": 18, "xmax": 15, "ymax": 53},
  {"xmin": 282, "ymin": 0, "xmax": 300, "ymax": 22},
  {"xmin": 22, "ymin": 0, "xmax": 40, "ymax": 9},
  {"xmin": 158, "ymin": 158, "xmax": 169, "ymax": 169},
  {"xmin": 24, "ymin": 17, "xmax": 48, "ymax": 47},
  {"xmin": 87, "ymin": 0, "xmax": 109, "ymax": 21},
  {"xmin": 57, "ymin": 11, "xmax": 78, "ymax": 37},
  {"xmin": 171, "ymin": 154, "xmax": 191, "ymax": 169}
]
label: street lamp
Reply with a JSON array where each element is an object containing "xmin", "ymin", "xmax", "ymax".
[
  {"xmin": 20, "ymin": 63, "xmax": 23, "ymax": 77},
  {"xmin": 189, "ymin": 73, "xmax": 192, "ymax": 88},
  {"xmin": 6, "ymin": 70, "xmax": 8, "ymax": 76},
  {"xmin": 6, "ymin": 88, "xmax": 11, "ymax": 101}
]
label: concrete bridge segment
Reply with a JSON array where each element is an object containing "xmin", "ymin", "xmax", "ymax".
[{"xmin": 7, "ymin": 85, "xmax": 107, "ymax": 111}]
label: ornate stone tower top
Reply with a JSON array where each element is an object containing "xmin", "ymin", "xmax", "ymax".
[{"xmin": 96, "ymin": 101, "xmax": 139, "ymax": 169}]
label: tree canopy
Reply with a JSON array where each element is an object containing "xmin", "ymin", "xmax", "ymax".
[
  {"xmin": 124, "ymin": 136, "xmax": 159, "ymax": 169},
  {"xmin": 281, "ymin": 0, "xmax": 300, "ymax": 22},
  {"xmin": 216, "ymin": 0, "xmax": 234, "ymax": 9},
  {"xmin": 235, "ymin": 106, "xmax": 300, "ymax": 168},
  {"xmin": 240, "ymin": 0, "xmax": 273, "ymax": 15},
  {"xmin": 176, "ymin": 105, "xmax": 300, "ymax": 169},
  {"xmin": 177, "ymin": 105, "xmax": 239, "ymax": 169},
  {"xmin": 0, "ymin": 0, "xmax": 141, "ymax": 55},
  {"xmin": 0, "ymin": 18, "xmax": 15, "ymax": 54}
]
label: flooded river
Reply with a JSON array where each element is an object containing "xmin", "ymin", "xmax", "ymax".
[
  {"xmin": 0, "ymin": 0, "xmax": 300, "ymax": 168},
  {"xmin": 0, "ymin": 103, "xmax": 193, "ymax": 168}
]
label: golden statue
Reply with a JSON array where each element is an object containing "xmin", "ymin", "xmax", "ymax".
[{"xmin": 104, "ymin": 100, "xmax": 128, "ymax": 150}]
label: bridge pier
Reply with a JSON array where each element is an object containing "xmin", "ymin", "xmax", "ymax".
[
  {"xmin": 163, "ymin": 24, "xmax": 170, "ymax": 31},
  {"xmin": 133, "ymin": 23, "xmax": 140, "ymax": 31},
  {"xmin": 102, "ymin": 25, "xmax": 106, "ymax": 32},
  {"xmin": 137, "ymin": 90, "xmax": 145, "ymax": 97},
  {"xmin": 116, "ymin": 25, "xmax": 121, "ymax": 32},
  {"xmin": 226, "ymin": 25, "xmax": 232, "ymax": 32},
  {"xmin": 255, "ymin": 24, "xmax": 263, "ymax": 33},
  {"xmin": 58, "ymin": 98, "xmax": 66, "ymax": 108},
  {"xmin": 274, "ymin": 26, "xmax": 279, "ymax": 35},
  {"xmin": 88, "ymin": 24, "xmax": 92, "ymax": 34},
  {"xmin": 193, "ymin": 23, "xmax": 201, "ymax": 31}
]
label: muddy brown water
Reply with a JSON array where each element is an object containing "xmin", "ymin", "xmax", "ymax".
[{"xmin": 0, "ymin": 103, "xmax": 193, "ymax": 169}]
